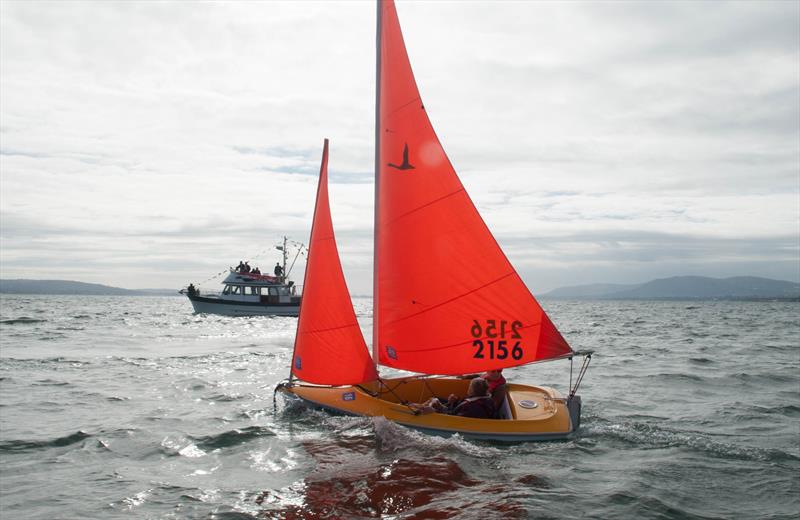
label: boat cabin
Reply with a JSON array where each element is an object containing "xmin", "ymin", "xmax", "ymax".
[
  {"xmin": 215, "ymin": 269, "xmax": 301, "ymax": 305},
  {"xmin": 221, "ymin": 282, "xmax": 298, "ymax": 304}
]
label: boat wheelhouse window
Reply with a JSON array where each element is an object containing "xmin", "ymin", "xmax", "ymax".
[
  {"xmin": 223, "ymin": 286, "xmax": 231, "ymax": 295},
  {"xmin": 230, "ymin": 286, "xmax": 242, "ymax": 295},
  {"xmin": 249, "ymin": 286, "xmax": 260, "ymax": 295},
  {"xmin": 268, "ymin": 287, "xmax": 278, "ymax": 296}
]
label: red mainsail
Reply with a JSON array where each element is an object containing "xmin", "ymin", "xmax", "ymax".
[
  {"xmin": 291, "ymin": 139, "xmax": 377, "ymax": 385},
  {"xmin": 375, "ymin": 0, "xmax": 573, "ymax": 375}
]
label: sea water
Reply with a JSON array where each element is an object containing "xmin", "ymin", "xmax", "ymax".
[{"xmin": 0, "ymin": 295, "xmax": 797, "ymax": 519}]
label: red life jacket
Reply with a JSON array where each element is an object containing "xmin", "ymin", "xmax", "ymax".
[{"xmin": 483, "ymin": 374, "xmax": 507, "ymax": 395}]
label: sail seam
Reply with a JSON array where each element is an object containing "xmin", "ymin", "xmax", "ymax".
[
  {"xmin": 385, "ymin": 96, "xmax": 422, "ymax": 119},
  {"xmin": 385, "ymin": 270, "xmax": 516, "ymax": 326},
  {"xmin": 300, "ymin": 322, "xmax": 364, "ymax": 335},
  {"xmin": 387, "ymin": 187, "xmax": 465, "ymax": 226}
]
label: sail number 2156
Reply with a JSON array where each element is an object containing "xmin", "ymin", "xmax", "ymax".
[{"xmin": 470, "ymin": 319, "xmax": 523, "ymax": 360}]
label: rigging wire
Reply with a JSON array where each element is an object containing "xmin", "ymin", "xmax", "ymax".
[
  {"xmin": 568, "ymin": 353, "xmax": 592, "ymax": 400},
  {"xmin": 187, "ymin": 238, "xmax": 307, "ymax": 289}
]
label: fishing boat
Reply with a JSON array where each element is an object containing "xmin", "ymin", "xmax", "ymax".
[
  {"xmin": 181, "ymin": 237, "xmax": 302, "ymax": 317},
  {"xmin": 277, "ymin": 0, "xmax": 591, "ymax": 442}
]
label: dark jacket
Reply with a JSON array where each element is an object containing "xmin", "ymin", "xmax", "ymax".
[{"xmin": 452, "ymin": 396, "xmax": 495, "ymax": 419}]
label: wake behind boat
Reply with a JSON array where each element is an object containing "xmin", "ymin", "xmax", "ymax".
[{"xmin": 181, "ymin": 237, "xmax": 302, "ymax": 317}]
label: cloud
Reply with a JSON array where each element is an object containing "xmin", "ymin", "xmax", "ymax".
[{"xmin": 1, "ymin": 0, "xmax": 798, "ymax": 294}]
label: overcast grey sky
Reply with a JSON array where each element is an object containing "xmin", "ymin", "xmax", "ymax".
[{"xmin": 1, "ymin": 0, "xmax": 798, "ymax": 294}]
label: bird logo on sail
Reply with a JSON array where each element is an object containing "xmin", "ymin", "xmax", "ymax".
[{"xmin": 387, "ymin": 142, "xmax": 415, "ymax": 171}]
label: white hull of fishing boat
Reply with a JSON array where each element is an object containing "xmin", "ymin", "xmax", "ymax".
[
  {"xmin": 183, "ymin": 262, "xmax": 302, "ymax": 317},
  {"xmin": 187, "ymin": 294, "xmax": 300, "ymax": 317}
]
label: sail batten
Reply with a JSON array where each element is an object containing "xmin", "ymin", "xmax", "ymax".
[{"xmin": 375, "ymin": 0, "xmax": 573, "ymax": 376}]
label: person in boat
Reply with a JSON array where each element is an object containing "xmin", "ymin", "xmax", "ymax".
[
  {"xmin": 187, "ymin": 283, "xmax": 196, "ymax": 296},
  {"xmin": 243, "ymin": 262, "xmax": 251, "ymax": 273},
  {"xmin": 410, "ymin": 377, "xmax": 495, "ymax": 419},
  {"xmin": 274, "ymin": 263, "xmax": 283, "ymax": 279},
  {"xmin": 236, "ymin": 260, "xmax": 245, "ymax": 272},
  {"xmin": 252, "ymin": 267, "xmax": 261, "ymax": 275},
  {"xmin": 461, "ymin": 369, "xmax": 507, "ymax": 409}
]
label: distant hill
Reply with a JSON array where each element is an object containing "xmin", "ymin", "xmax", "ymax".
[
  {"xmin": 543, "ymin": 283, "xmax": 639, "ymax": 299},
  {"xmin": 542, "ymin": 276, "xmax": 800, "ymax": 300},
  {"xmin": 0, "ymin": 279, "xmax": 177, "ymax": 296}
]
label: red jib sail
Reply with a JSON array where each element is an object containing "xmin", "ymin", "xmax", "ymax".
[
  {"xmin": 291, "ymin": 139, "xmax": 377, "ymax": 385},
  {"xmin": 375, "ymin": 0, "xmax": 573, "ymax": 375}
]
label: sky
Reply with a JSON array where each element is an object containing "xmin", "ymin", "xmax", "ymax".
[{"xmin": 1, "ymin": 0, "xmax": 798, "ymax": 294}]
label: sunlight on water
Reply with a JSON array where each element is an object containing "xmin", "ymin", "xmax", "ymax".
[{"xmin": 0, "ymin": 295, "xmax": 797, "ymax": 519}]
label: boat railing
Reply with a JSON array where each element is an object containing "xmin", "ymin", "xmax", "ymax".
[{"xmin": 197, "ymin": 287, "xmax": 304, "ymax": 298}]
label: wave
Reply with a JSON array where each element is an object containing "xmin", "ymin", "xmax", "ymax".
[
  {"xmin": 159, "ymin": 437, "xmax": 207, "ymax": 458},
  {"xmin": 651, "ymin": 372, "xmax": 705, "ymax": 383},
  {"xmin": 603, "ymin": 490, "xmax": 725, "ymax": 520},
  {"xmin": 371, "ymin": 416, "xmax": 504, "ymax": 458},
  {"xmin": 277, "ymin": 400, "xmax": 503, "ymax": 459},
  {"xmin": 201, "ymin": 513, "xmax": 258, "ymax": 520},
  {"xmin": 0, "ymin": 430, "xmax": 90, "ymax": 453},
  {"xmin": 32, "ymin": 379, "xmax": 71, "ymax": 387},
  {"xmin": 0, "ymin": 357, "xmax": 91, "ymax": 367},
  {"xmin": 204, "ymin": 393, "xmax": 251, "ymax": 403},
  {"xmin": 0, "ymin": 317, "xmax": 47, "ymax": 325},
  {"xmin": 730, "ymin": 403, "xmax": 800, "ymax": 419},
  {"xmin": 259, "ymin": 450, "xmax": 483, "ymax": 519},
  {"xmin": 257, "ymin": 430, "xmax": 538, "ymax": 519},
  {"xmin": 588, "ymin": 419, "xmax": 798, "ymax": 464},
  {"xmin": 191, "ymin": 426, "xmax": 276, "ymax": 450},
  {"xmin": 729, "ymin": 372, "xmax": 798, "ymax": 385}
]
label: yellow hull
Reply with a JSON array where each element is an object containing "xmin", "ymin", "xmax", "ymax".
[{"xmin": 278, "ymin": 376, "xmax": 581, "ymax": 442}]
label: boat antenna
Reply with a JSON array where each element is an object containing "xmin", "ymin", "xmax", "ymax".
[{"xmin": 372, "ymin": 0, "xmax": 383, "ymax": 373}]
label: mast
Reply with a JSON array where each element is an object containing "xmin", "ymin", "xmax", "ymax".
[
  {"xmin": 372, "ymin": 0, "xmax": 383, "ymax": 368},
  {"xmin": 282, "ymin": 235, "xmax": 288, "ymax": 283}
]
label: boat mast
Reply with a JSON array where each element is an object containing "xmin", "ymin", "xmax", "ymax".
[
  {"xmin": 372, "ymin": 0, "xmax": 382, "ymax": 369},
  {"xmin": 282, "ymin": 235, "xmax": 288, "ymax": 283}
]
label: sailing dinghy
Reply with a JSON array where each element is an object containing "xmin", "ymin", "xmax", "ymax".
[{"xmin": 277, "ymin": 0, "xmax": 591, "ymax": 442}]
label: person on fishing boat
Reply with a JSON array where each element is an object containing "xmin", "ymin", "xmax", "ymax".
[
  {"xmin": 410, "ymin": 377, "xmax": 495, "ymax": 419},
  {"xmin": 274, "ymin": 263, "xmax": 283, "ymax": 278}
]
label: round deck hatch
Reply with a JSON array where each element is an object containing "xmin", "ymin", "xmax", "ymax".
[{"xmin": 518, "ymin": 400, "xmax": 538, "ymax": 409}]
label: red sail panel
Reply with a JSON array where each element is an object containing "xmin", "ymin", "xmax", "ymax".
[
  {"xmin": 291, "ymin": 139, "xmax": 377, "ymax": 385},
  {"xmin": 375, "ymin": 0, "xmax": 573, "ymax": 375}
]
